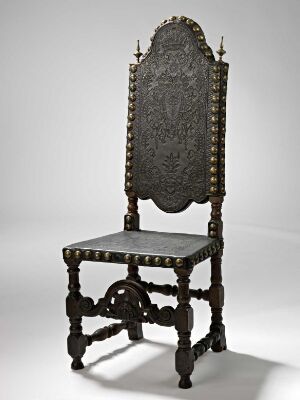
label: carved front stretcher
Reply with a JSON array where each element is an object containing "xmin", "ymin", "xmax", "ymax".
[{"xmin": 63, "ymin": 15, "xmax": 229, "ymax": 389}]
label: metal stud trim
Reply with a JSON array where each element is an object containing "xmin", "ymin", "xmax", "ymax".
[{"xmin": 62, "ymin": 240, "xmax": 221, "ymax": 268}]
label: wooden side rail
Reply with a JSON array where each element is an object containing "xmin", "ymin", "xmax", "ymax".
[
  {"xmin": 86, "ymin": 322, "xmax": 129, "ymax": 345},
  {"xmin": 192, "ymin": 331, "xmax": 221, "ymax": 360},
  {"xmin": 140, "ymin": 280, "xmax": 209, "ymax": 301}
]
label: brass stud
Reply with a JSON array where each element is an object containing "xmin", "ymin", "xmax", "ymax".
[
  {"xmin": 126, "ymin": 161, "xmax": 133, "ymax": 169},
  {"xmin": 211, "ymin": 106, "xmax": 219, "ymax": 114},
  {"xmin": 210, "ymin": 186, "xmax": 217, "ymax": 194},
  {"xmin": 221, "ymin": 186, "xmax": 225, "ymax": 193},
  {"xmin": 221, "ymin": 106, "xmax": 226, "ymax": 113},
  {"xmin": 186, "ymin": 18, "xmax": 194, "ymax": 25},
  {"xmin": 127, "ymin": 122, "xmax": 133, "ymax": 130},
  {"xmin": 125, "ymin": 224, "xmax": 131, "ymax": 230},
  {"xmin": 130, "ymin": 65, "xmax": 137, "ymax": 73},
  {"xmin": 126, "ymin": 142, "xmax": 133, "ymax": 151},
  {"xmin": 154, "ymin": 256, "xmax": 161, "ymax": 265},
  {"xmin": 127, "ymin": 152, "xmax": 133, "ymax": 159},
  {"xmin": 221, "ymin": 167, "xmax": 225, "ymax": 174},
  {"xmin": 211, "ymin": 146, "xmax": 218, "ymax": 154},
  {"xmin": 104, "ymin": 252, "xmax": 111, "ymax": 261},
  {"xmin": 64, "ymin": 249, "xmax": 72, "ymax": 258},
  {"xmin": 221, "ymin": 177, "xmax": 225, "ymax": 184},
  {"xmin": 134, "ymin": 255, "xmax": 141, "ymax": 264},
  {"xmin": 212, "ymin": 94, "xmax": 219, "ymax": 102},
  {"xmin": 128, "ymin": 113, "xmax": 135, "ymax": 121},
  {"xmin": 127, "ymin": 132, "xmax": 134, "ymax": 140},
  {"xmin": 169, "ymin": 16, "xmax": 177, "ymax": 21},
  {"xmin": 84, "ymin": 250, "xmax": 91, "ymax": 259},
  {"xmin": 126, "ymin": 171, "xmax": 133, "ymax": 179},
  {"xmin": 179, "ymin": 16, "xmax": 187, "ymax": 21},
  {"xmin": 124, "ymin": 254, "xmax": 131, "ymax": 263},
  {"xmin": 213, "ymin": 74, "xmax": 220, "ymax": 82},
  {"xmin": 74, "ymin": 250, "xmax": 81, "ymax": 259},
  {"xmin": 210, "ymin": 156, "xmax": 217, "ymax": 164},
  {"xmin": 211, "ymin": 136, "xmax": 218, "ymax": 144},
  {"xmin": 223, "ymin": 84, "xmax": 227, "ymax": 92},
  {"xmin": 213, "ymin": 65, "xmax": 220, "ymax": 72},
  {"xmin": 144, "ymin": 256, "xmax": 152, "ymax": 265},
  {"xmin": 129, "ymin": 83, "xmax": 136, "ymax": 92},
  {"xmin": 128, "ymin": 103, "xmax": 135, "ymax": 111},
  {"xmin": 224, "ymin": 64, "xmax": 229, "ymax": 72},
  {"xmin": 164, "ymin": 258, "xmax": 173, "ymax": 267},
  {"xmin": 213, "ymin": 84, "xmax": 220, "ymax": 92},
  {"xmin": 211, "ymin": 116, "xmax": 218, "ymax": 124},
  {"xmin": 193, "ymin": 24, "xmax": 200, "ymax": 32},
  {"xmin": 221, "ymin": 116, "xmax": 226, "ymax": 124},
  {"xmin": 201, "ymin": 44, "xmax": 208, "ymax": 50},
  {"xmin": 125, "ymin": 215, "xmax": 132, "ymax": 223},
  {"xmin": 220, "ymin": 157, "xmax": 225, "ymax": 165},
  {"xmin": 221, "ymin": 95, "xmax": 226, "ymax": 102},
  {"xmin": 210, "ymin": 176, "xmax": 217, "ymax": 184},
  {"xmin": 221, "ymin": 126, "xmax": 226, "ymax": 134},
  {"xmin": 221, "ymin": 146, "xmax": 225, "ymax": 154},
  {"xmin": 211, "ymin": 126, "xmax": 218, "ymax": 134},
  {"xmin": 223, "ymin": 74, "xmax": 228, "ymax": 81},
  {"xmin": 210, "ymin": 223, "xmax": 217, "ymax": 229},
  {"xmin": 221, "ymin": 137, "xmax": 225, "ymax": 144},
  {"xmin": 94, "ymin": 251, "xmax": 101, "ymax": 260},
  {"xmin": 175, "ymin": 258, "xmax": 184, "ymax": 267},
  {"xmin": 126, "ymin": 181, "xmax": 133, "ymax": 189},
  {"xmin": 197, "ymin": 34, "xmax": 205, "ymax": 41},
  {"xmin": 210, "ymin": 166, "xmax": 217, "ymax": 174},
  {"xmin": 205, "ymin": 50, "xmax": 212, "ymax": 57},
  {"xmin": 130, "ymin": 74, "xmax": 137, "ymax": 82},
  {"xmin": 129, "ymin": 93, "xmax": 136, "ymax": 102}
]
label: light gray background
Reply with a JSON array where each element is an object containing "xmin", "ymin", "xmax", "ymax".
[{"xmin": 1, "ymin": 1, "xmax": 299, "ymax": 399}]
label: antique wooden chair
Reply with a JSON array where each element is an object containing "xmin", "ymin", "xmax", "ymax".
[{"xmin": 63, "ymin": 15, "xmax": 229, "ymax": 389}]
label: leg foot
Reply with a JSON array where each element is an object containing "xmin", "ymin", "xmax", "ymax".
[
  {"xmin": 211, "ymin": 323, "xmax": 227, "ymax": 352},
  {"xmin": 71, "ymin": 356, "xmax": 84, "ymax": 370},
  {"xmin": 178, "ymin": 374, "xmax": 192, "ymax": 389},
  {"xmin": 127, "ymin": 321, "xmax": 143, "ymax": 340}
]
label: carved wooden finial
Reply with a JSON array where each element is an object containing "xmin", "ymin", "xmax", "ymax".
[
  {"xmin": 134, "ymin": 40, "xmax": 143, "ymax": 63},
  {"xmin": 217, "ymin": 36, "xmax": 226, "ymax": 61}
]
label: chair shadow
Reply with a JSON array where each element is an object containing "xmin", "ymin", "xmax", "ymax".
[{"xmin": 77, "ymin": 339, "xmax": 282, "ymax": 400}]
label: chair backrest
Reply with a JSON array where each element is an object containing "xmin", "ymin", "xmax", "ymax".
[{"xmin": 125, "ymin": 16, "xmax": 228, "ymax": 215}]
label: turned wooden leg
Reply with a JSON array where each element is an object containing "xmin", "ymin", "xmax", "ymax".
[
  {"xmin": 65, "ymin": 258, "xmax": 88, "ymax": 369},
  {"xmin": 209, "ymin": 251, "xmax": 227, "ymax": 352},
  {"xmin": 126, "ymin": 264, "xmax": 143, "ymax": 340},
  {"xmin": 174, "ymin": 267, "xmax": 194, "ymax": 389}
]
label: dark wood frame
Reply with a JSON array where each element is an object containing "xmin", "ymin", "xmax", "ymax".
[{"xmin": 63, "ymin": 15, "xmax": 228, "ymax": 389}]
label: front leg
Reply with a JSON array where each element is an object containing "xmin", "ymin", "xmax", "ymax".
[
  {"xmin": 64, "ymin": 253, "xmax": 88, "ymax": 369},
  {"xmin": 174, "ymin": 266, "xmax": 194, "ymax": 389}
]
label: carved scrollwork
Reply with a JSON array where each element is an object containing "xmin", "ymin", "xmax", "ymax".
[{"xmin": 147, "ymin": 305, "xmax": 175, "ymax": 327}]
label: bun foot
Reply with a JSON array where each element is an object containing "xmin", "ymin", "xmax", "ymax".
[
  {"xmin": 71, "ymin": 357, "xmax": 84, "ymax": 370},
  {"xmin": 178, "ymin": 375, "xmax": 192, "ymax": 389}
]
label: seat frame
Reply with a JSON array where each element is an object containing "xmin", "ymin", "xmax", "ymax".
[{"xmin": 63, "ymin": 15, "xmax": 229, "ymax": 389}]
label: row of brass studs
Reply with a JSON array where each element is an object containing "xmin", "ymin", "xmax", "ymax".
[
  {"xmin": 124, "ymin": 214, "xmax": 132, "ymax": 231},
  {"xmin": 63, "ymin": 241, "xmax": 221, "ymax": 267},
  {"xmin": 192, "ymin": 241, "xmax": 221, "ymax": 265},
  {"xmin": 208, "ymin": 221, "xmax": 218, "ymax": 238},
  {"xmin": 209, "ymin": 63, "xmax": 228, "ymax": 195},
  {"xmin": 125, "ymin": 64, "xmax": 138, "ymax": 192},
  {"xmin": 63, "ymin": 248, "xmax": 183, "ymax": 267}
]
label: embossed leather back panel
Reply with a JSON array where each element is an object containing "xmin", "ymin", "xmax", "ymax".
[{"xmin": 131, "ymin": 21, "xmax": 213, "ymax": 212}]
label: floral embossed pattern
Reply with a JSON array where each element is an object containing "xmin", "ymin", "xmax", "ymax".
[{"xmin": 132, "ymin": 22, "xmax": 211, "ymax": 212}]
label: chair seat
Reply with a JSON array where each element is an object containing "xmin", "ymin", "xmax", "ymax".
[{"xmin": 63, "ymin": 230, "xmax": 221, "ymax": 268}]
